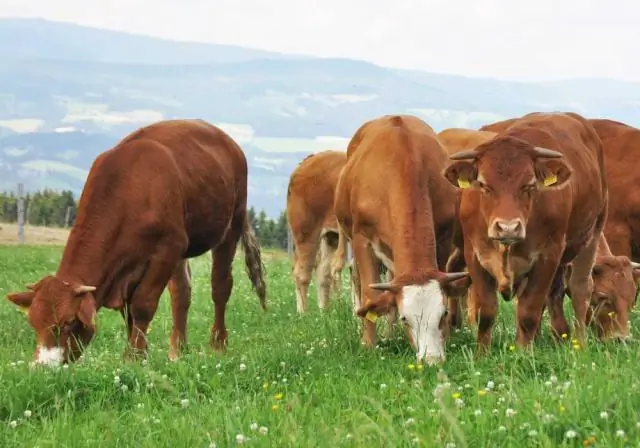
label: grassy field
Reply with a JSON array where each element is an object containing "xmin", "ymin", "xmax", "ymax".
[{"xmin": 1, "ymin": 245, "xmax": 640, "ymax": 447}]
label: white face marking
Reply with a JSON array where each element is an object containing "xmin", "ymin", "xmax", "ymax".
[
  {"xmin": 399, "ymin": 281, "xmax": 447, "ymax": 364},
  {"xmin": 33, "ymin": 345, "xmax": 64, "ymax": 368}
]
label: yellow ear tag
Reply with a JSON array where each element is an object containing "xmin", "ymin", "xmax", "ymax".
[
  {"xmin": 18, "ymin": 306, "xmax": 29, "ymax": 315},
  {"xmin": 457, "ymin": 179, "xmax": 471, "ymax": 189},
  {"xmin": 365, "ymin": 311, "xmax": 378, "ymax": 323},
  {"xmin": 91, "ymin": 313, "xmax": 96, "ymax": 326},
  {"xmin": 543, "ymin": 174, "xmax": 557, "ymax": 187}
]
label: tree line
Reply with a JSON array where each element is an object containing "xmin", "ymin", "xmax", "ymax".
[{"xmin": 0, "ymin": 189, "xmax": 291, "ymax": 250}]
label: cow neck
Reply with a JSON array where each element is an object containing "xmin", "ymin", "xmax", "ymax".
[
  {"xmin": 55, "ymin": 212, "xmax": 118, "ymax": 299},
  {"xmin": 387, "ymin": 188, "xmax": 439, "ymax": 280}
]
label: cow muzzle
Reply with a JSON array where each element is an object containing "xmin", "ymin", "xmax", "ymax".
[{"xmin": 489, "ymin": 218, "xmax": 525, "ymax": 244}]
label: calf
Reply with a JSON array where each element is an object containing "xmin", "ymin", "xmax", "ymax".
[
  {"xmin": 334, "ymin": 114, "xmax": 468, "ymax": 364},
  {"xmin": 7, "ymin": 119, "xmax": 267, "ymax": 366},
  {"xmin": 565, "ymin": 234, "xmax": 640, "ymax": 341},
  {"xmin": 286, "ymin": 150, "xmax": 348, "ymax": 313},
  {"xmin": 443, "ymin": 112, "xmax": 608, "ymax": 351}
]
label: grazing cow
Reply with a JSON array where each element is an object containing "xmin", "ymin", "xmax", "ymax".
[
  {"xmin": 564, "ymin": 235, "xmax": 640, "ymax": 341},
  {"xmin": 286, "ymin": 150, "xmax": 348, "ymax": 313},
  {"xmin": 6, "ymin": 119, "xmax": 267, "ymax": 366},
  {"xmin": 334, "ymin": 114, "xmax": 468, "ymax": 364},
  {"xmin": 443, "ymin": 112, "xmax": 608, "ymax": 351}
]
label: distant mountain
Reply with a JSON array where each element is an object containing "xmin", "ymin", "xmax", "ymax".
[{"xmin": 0, "ymin": 18, "xmax": 639, "ymax": 217}]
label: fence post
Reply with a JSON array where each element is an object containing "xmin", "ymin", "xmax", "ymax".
[
  {"xmin": 17, "ymin": 182, "xmax": 25, "ymax": 244},
  {"xmin": 65, "ymin": 206, "xmax": 72, "ymax": 228},
  {"xmin": 287, "ymin": 225, "xmax": 293, "ymax": 258}
]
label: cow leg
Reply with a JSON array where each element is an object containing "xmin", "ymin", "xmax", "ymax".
[
  {"xmin": 316, "ymin": 232, "xmax": 337, "ymax": 311},
  {"xmin": 445, "ymin": 245, "xmax": 468, "ymax": 329},
  {"xmin": 348, "ymin": 260, "xmax": 362, "ymax": 315},
  {"xmin": 353, "ymin": 234, "xmax": 381, "ymax": 348},
  {"xmin": 466, "ymin": 255, "xmax": 498, "ymax": 354},
  {"xmin": 546, "ymin": 265, "xmax": 571, "ymax": 341},
  {"xmin": 566, "ymin": 235, "xmax": 600, "ymax": 344},
  {"xmin": 515, "ymin": 248, "xmax": 564, "ymax": 347},
  {"xmin": 123, "ymin": 238, "xmax": 188, "ymax": 360},
  {"xmin": 167, "ymin": 258, "xmax": 192, "ymax": 361},
  {"xmin": 292, "ymin": 238, "xmax": 319, "ymax": 314},
  {"xmin": 210, "ymin": 223, "xmax": 242, "ymax": 351}
]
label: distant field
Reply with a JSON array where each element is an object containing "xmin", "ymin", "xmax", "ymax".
[
  {"xmin": 1, "ymin": 245, "xmax": 639, "ymax": 447},
  {"xmin": 0, "ymin": 223, "xmax": 69, "ymax": 245}
]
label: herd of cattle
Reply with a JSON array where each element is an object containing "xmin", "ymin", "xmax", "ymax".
[{"xmin": 5, "ymin": 112, "xmax": 640, "ymax": 368}]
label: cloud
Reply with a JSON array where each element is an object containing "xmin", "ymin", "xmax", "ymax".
[{"xmin": 0, "ymin": 0, "xmax": 638, "ymax": 81}]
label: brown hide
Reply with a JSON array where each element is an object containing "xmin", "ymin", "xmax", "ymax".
[
  {"xmin": 437, "ymin": 128, "xmax": 498, "ymax": 155},
  {"xmin": 286, "ymin": 150, "xmax": 347, "ymax": 312},
  {"xmin": 334, "ymin": 114, "xmax": 468, "ymax": 364},
  {"xmin": 6, "ymin": 119, "xmax": 267, "ymax": 366},
  {"xmin": 444, "ymin": 112, "xmax": 608, "ymax": 352}
]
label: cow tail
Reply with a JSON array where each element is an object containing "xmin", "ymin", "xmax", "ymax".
[{"xmin": 240, "ymin": 210, "xmax": 267, "ymax": 311}]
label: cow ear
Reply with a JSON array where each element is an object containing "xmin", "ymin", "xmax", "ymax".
[
  {"xmin": 6, "ymin": 290, "xmax": 36, "ymax": 310},
  {"xmin": 77, "ymin": 297, "xmax": 97, "ymax": 332},
  {"xmin": 356, "ymin": 291, "xmax": 397, "ymax": 320},
  {"xmin": 534, "ymin": 159, "xmax": 572, "ymax": 190},
  {"xmin": 443, "ymin": 161, "xmax": 478, "ymax": 189}
]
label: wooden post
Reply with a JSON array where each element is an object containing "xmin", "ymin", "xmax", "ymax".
[
  {"xmin": 17, "ymin": 183, "xmax": 24, "ymax": 244},
  {"xmin": 287, "ymin": 225, "xmax": 293, "ymax": 258},
  {"xmin": 65, "ymin": 206, "xmax": 72, "ymax": 228}
]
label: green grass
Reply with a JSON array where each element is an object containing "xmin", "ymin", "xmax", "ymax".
[{"xmin": 0, "ymin": 245, "xmax": 639, "ymax": 447}]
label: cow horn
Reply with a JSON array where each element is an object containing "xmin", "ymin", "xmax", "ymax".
[
  {"xmin": 74, "ymin": 285, "xmax": 97, "ymax": 295},
  {"xmin": 631, "ymin": 262, "xmax": 640, "ymax": 269},
  {"xmin": 532, "ymin": 146, "xmax": 563, "ymax": 158},
  {"xmin": 369, "ymin": 282, "xmax": 393, "ymax": 291},
  {"xmin": 449, "ymin": 149, "xmax": 479, "ymax": 160},
  {"xmin": 441, "ymin": 272, "xmax": 468, "ymax": 282}
]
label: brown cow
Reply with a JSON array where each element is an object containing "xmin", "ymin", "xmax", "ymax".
[
  {"xmin": 443, "ymin": 112, "xmax": 608, "ymax": 351},
  {"xmin": 588, "ymin": 118, "xmax": 640, "ymax": 259},
  {"xmin": 286, "ymin": 150, "xmax": 348, "ymax": 313},
  {"xmin": 478, "ymin": 118, "xmax": 519, "ymax": 134},
  {"xmin": 477, "ymin": 116, "xmax": 640, "ymax": 338},
  {"xmin": 565, "ymin": 234, "xmax": 640, "ymax": 341},
  {"xmin": 334, "ymin": 114, "xmax": 468, "ymax": 365},
  {"xmin": 6, "ymin": 119, "xmax": 267, "ymax": 367},
  {"xmin": 437, "ymin": 128, "xmax": 498, "ymax": 154}
]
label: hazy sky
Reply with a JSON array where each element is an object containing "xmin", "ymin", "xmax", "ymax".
[{"xmin": 1, "ymin": 0, "xmax": 639, "ymax": 82}]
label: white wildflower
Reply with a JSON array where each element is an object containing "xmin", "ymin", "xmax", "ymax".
[
  {"xmin": 180, "ymin": 399, "xmax": 189, "ymax": 408},
  {"xmin": 616, "ymin": 430, "xmax": 625, "ymax": 438},
  {"xmin": 239, "ymin": 363, "xmax": 247, "ymax": 372},
  {"xmin": 259, "ymin": 426, "xmax": 268, "ymax": 435},
  {"xmin": 235, "ymin": 434, "xmax": 247, "ymax": 444},
  {"xmin": 474, "ymin": 409, "xmax": 482, "ymax": 416},
  {"xmin": 498, "ymin": 426, "xmax": 506, "ymax": 432},
  {"xmin": 486, "ymin": 380, "xmax": 495, "ymax": 390},
  {"xmin": 565, "ymin": 430, "xmax": 577, "ymax": 439},
  {"xmin": 250, "ymin": 422, "xmax": 258, "ymax": 431},
  {"xmin": 404, "ymin": 418, "xmax": 416, "ymax": 426},
  {"xmin": 23, "ymin": 410, "xmax": 32, "ymax": 418},
  {"xmin": 9, "ymin": 420, "xmax": 17, "ymax": 429},
  {"xmin": 600, "ymin": 411, "xmax": 609, "ymax": 420},
  {"xmin": 505, "ymin": 408, "xmax": 516, "ymax": 417}
]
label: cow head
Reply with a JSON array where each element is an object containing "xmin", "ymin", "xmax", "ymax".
[
  {"xmin": 355, "ymin": 271, "xmax": 469, "ymax": 365},
  {"xmin": 443, "ymin": 137, "xmax": 572, "ymax": 244},
  {"xmin": 584, "ymin": 257, "xmax": 640, "ymax": 341},
  {"xmin": 7, "ymin": 275, "xmax": 98, "ymax": 367}
]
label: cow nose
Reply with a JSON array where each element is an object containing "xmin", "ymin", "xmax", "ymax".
[{"xmin": 491, "ymin": 219, "xmax": 525, "ymax": 242}]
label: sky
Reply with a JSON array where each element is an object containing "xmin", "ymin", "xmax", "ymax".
[{"xmin": 0, "ymin": 0, "xmax": 639, "ymax": 82}]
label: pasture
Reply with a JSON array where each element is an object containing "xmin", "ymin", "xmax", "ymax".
[{"xmin": 1, "ymin": 245, "xmax": 639, "ymax": 447}]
